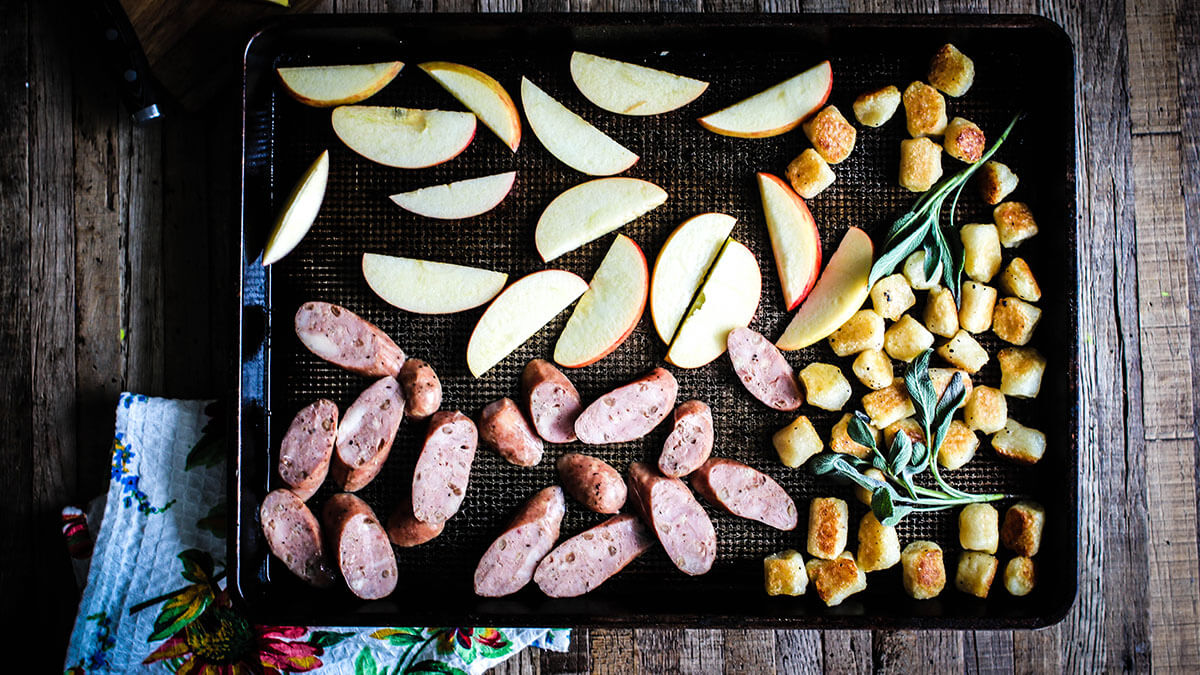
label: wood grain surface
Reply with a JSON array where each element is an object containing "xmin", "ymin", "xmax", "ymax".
[{"xmin": 2, "ymin": 0, "xmax": 1197, "ymax": 670}]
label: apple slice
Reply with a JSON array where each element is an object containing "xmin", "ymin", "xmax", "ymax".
[
  {"xmin": 362, "ymin": 253, "xmax": 508, "ymax": 314},
  {"xmin": 277, "ymin": 62, "xmax": 403, "ymax": 107},
  {"xmin": 697, "ymin": 61, "xmax": 832, "ymax": 138},
  {"xmin": 521, "ymin": 77, "xmax": 638, "ymax": 176},
  {"xmin": 419, "ymin": 62, "xmax": 521, "ymax": 152},
  {"xmin": 666, "ymin": 239, "xmax": 762, "ymax": 369},
  {"xmin": 389, "ymin": 172, "xmax": 516, "ymax": 220},
  {"xmin": 332, "ymin": 106, "xmax": 476, "ymax": 169},
  {"xmin": 467, "ymin": 270, "xmax": 588, "ymax": 377},
  {"xmin": 535, "ymin": 178, "xmax": 667, "ymax": 262},
  {"xmin": 649, "ymin": 213, "xmax": 737, "ymax": 344},
  {"xmin": 776, "ymin": 227, "xmax": 874, "ymax": 351},
  {"xmin": 569, "ymin": 52, "xmax": 709, "ymax": 116},
  {"xmin": 758, "ymin": 173, "xmax": 823, "ymax": 310},
  {"xmin": 262, "ymin": 149, "xmax": 329, "ymax": 266},
  {"xmin": 554, "ymin": 235, "xmax": 649, "ymax": 368}
]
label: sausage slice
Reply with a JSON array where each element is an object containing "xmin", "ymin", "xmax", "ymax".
[
  {"xmin": 658, "ymin": 400, "xmax": 714, "ymax": 478},
  {"xmin": 399, "ymin": 358, "xmax": 441, "ymax": 420},
  {"xmin": 322, "ymin": 493, "xmax": 397, "ymax": 600},
  {"xmin": 479, "ymin": 398, "xmax": 544, "ymax": 467},
  {"xmin": 474, "ymin": 486, "xmax": 566, "ymax": 597},
  {"xmin": 726, "ymin": 327, "xmax": 803, "ymax": 411},
  {"xmin": 411, "ymin": 411, "xmax": 478, "ymax": 524},
  {"xmin": 259, "ymin": 489, "xmax": 335, "ymax": 588},
  {"xmin": 331, "ymin": 376, "xmax": 404, "ymax": 492},
  {"xmin": 278, "ymin": 399, "xmax": 338, "ymax": 501},
  {"xmin": 522, "ymin": 359, "xmax": 583, "ymax": 443},
  {"xmin": 386, "ymin": 491, "xmax": 445, "ymax": 547},
  {"xmin": 533, "ymin": 514, "xmax": 655, "ymax": 598},
  {"xmin": 575, "ymin": 368, "xmax": 678, "ymax": 444},
  {"xmin": 294, "ymin": 301, "xmax": 405, "ymax": 377},
  {"xmin": 626, "ymin": 461, "xmax": 716, "ymax": 576},
  {"xmin": 690, "ymin": 457, "xmax": 798, "ymax": 531},
  {"xmin": 557, "ymin": 453, "xmax": 626, "ymax": 514}
]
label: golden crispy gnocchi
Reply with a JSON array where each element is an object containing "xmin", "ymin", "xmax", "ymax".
[
  {"xmin": 959, "ymin": 281, "xmax": 998, "ymax": 333},
  {"xmin": 1004, "ymin": 556, "xmax": 1036, "ymax": 596},
  {"xmin": 799, "ymin": 363, "xmax": 852, "ymax": 411},
  {"xmin": 959, "ymin": 503, "xmax": 1000, "ymax": 553},
  {"xmin": 998, "ymin": 347, "xmax": 1047, "ymax": 398},
  {"xmin": 807, "ymin": 497, "xmax": 849, "ymax": 560},
  {"xmin": 903, "ymin": 81, "xmax": 949, "ymax": 137},
  {"xmin": 961, "ymin": 222, "xmax": 1003, "ymax": 282},
  {"xmin": 937, "ymin": 329, "xmax": 989, "ymax": 374},
  {"xmin": 828, "ymin": 309, "xmax": 885, "ymax": 357},
  {"xmin": 903, "ymin": 250, "xmax": 943, "ymax": 290},
  {"xmin": 902, "ymin": 540, "xmax": 946, "ymax": 600},
  {"xmin": 805, "ymin": 552, "xmax": 868, "ymax": 607},
  {"xmin": 955, "ymin": 551, "xmax": 999, "ymax": 598},
  {"xmin": 899, "ymin": 137, "xmax": 944, "ymax": 192},
  {"xmin": 830, "ymin": 413, "xmax": 876, "ymax": 459},
  {"xmin": 853, "ymin": 85, "xmax": 901, "ymax": 127},
  {"xmin": 924, "ymin": 286, "xmax": 960, "ymax": 338},
  {"xmin": 998, "ymin": 258, "xmax": 1042, "ymax": 302},
  {"xmin": 802, "ymin": 105, "xmax": 856, "ymax": 164},
  {"xmin": 1001, "ymin": 501, "xmax": 1046, "ymax": 557},
  {"xmin": 786, "ymin": 148, "xmax": 836, "ymax": 199},
  {"xmin": 991, "ymin": 419, "xmax": 1046, "ymax": 465},
  {"xmin": 993, "ymin": 297, "xmax": 1042, "ymax": 345},
  {"xmin": 772, "ymin": 414, "xmax": 822, "ymax": 468},
  {"xmin": 928, "ymin": 43, "xmax": 975, "ymax": 97},
  {"xmin": 853, "ymin": 349, "xmax": 894, "ymax": 390},
  {"xmin": 938, "ymin": 420, "xmax": 979, "ymax": 470},
  {"xmin": 871, "ymin": 274, "xmax": 916, "ymax": 320},
  {"xmin": 943, "ymin": 117, "xmax": 986, "ymax": 162},
  {"xmin": 862, "ymin": 379, "xmax": 916, "ymax": 429},
  {"xmin": 978, "ymin": 161, "xmax": 1019, "ymax": 205},
  {"xmin": 964, "ymin": 386, "xmax": 1008, "ymax": 434},
  {"xmin": 885, "ymin": 314, "xmax": 935, "ymax": 362},
  {"xmin": 857, "ymin": 512, "xmax": 901, "ymax": 572},
  {"xmin": 993, "ymin": 201, "xmax": 1039, "ymax": 248},
  {"xmin": 763, "ymin": 549, "xmax": 807, "ymax": 596}
]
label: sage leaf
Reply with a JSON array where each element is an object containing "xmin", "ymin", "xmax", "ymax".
[{"xmin": 848, "ymin": 412, "xmax": 879, "ymax": 451}]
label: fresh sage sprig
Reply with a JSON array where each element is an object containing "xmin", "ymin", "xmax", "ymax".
[
  {"xmin": 809, "ymin": 350, "xmax": 1008, "ymax": 526},
  {"xmin": 868, "ymin": 113, "xmax": 1022, "ymax": 301}
]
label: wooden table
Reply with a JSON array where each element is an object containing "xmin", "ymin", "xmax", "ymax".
[{"xmin": 3, "ymin": 0, "xmax": 1196, "ymax": 671}]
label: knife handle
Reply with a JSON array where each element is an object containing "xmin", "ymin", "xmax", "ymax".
[{"xmin": 77, "ymin": 0, "xmax": 163, "ymax": 125}]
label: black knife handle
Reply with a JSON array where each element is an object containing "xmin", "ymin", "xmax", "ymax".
[{"xmin": 77, "ymin": 0, "xmax": 163, "ymax": 125}]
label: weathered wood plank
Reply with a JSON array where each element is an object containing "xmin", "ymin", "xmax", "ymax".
[
  {"xmin": 774, "ymin": 630, "xmax": 822, "ymax": 675},
  {"xmin": 591, "ymin": 629, "xmax": 634, "ymax": 675},
  {"xmin": 540, "ymin": 627, "xmax": 589, "ymax": 674},
  {"xmin": 874, "ymin": 630, "xmax": 965, "ymax": 673},
  {"xmin": 723, "ymin": 629, "xmax": 774, "ymax": 673},
  {"xmin": 964, "ymin": 631, "xmax": 1015, "ymax": 675},
  {"xmin": 1126, "ymin": 0, "xmax": 1181, "ymax": 134},
  {"xmin": 634, "ymin": 628, "xmax": 723, "ymax": 673},
  {"xmin": 120, "ymin": 121, "xmax": 165, "ymax": 395},
  {"xmin": 1011, "ymin": 628, "xmax": 1062, "ymax": 675},
  {"xmin": 1146, "ymin": 438, "xmax": 1200, "ymax": 671},
  {"xmin": 821, "ymin": 631, "xmax": 871, "ymax": 675},
  {"xmin": 490, "ymin": 645, "xmax": 542, "ymax": 674}
]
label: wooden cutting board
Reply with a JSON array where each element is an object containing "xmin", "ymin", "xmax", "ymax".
[{"xmin": 119, "ymin": 0, "xmax": 323, "ymax": 110}]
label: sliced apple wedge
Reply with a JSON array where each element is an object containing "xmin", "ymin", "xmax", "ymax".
[
  {"xmin": 554, "ymin": 235, "xmax": 649, "ymax": 368},
  {"xmin": 332, "ymin": 106, "xmax": 476, "ymax": 169},
  {"xmin": 569, "ymin": 52, "xmax": 709, "ymax": 116},
  {"xmin": 521, "ymin": 77, "xmax": 638, "ymax": 176},
  {"xmin": 697, "ymin": 61, "xmax": 832, "ymax": 138},
  {"xmin": 666, "ymin": 239, "xmax": 762, "ymax": 369},
  {"xmin": 262, "ymin": 149, "xmax": 329, "ymax": 266},
  {"xmin": 776, "ymin": 227, "xmax": 874, "ymax": 351},
  {"xmin": 467, "ymin": 270, "xmax": 588, "ymax": 377},
  {"xmin": 389, "ymin": 172, "xmax": 516, "ymax": 220},
  {"xmin": 758, "ymin": 172, "xmax": 823, "ymax": 310},
  {"xmin": 419, "ymin": 61, "xmax": 521, "ymax": 152},
  {"xmin": 277, "ymin": 62, "xmax": 403, "ymax": 107},
  {"xmin": 362, "ymin": 253, "xmax": 508, "ymax": 314},
  {"xmin": 535, "ymin": 178, "xmax": 667, "ymax": 262},
  {"xmin": 649, "ymin": 213, "xmax": 737, "ymax": 344}
]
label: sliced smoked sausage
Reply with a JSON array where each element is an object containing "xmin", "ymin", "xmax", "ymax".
[
  {"xmin": 533, "ymin": 514, "xmax": 655, "ymax": 598},
  {"xmin": 557, "ymin": 453, "xmax": 626, "ymax": 514},
  {"xmin": 521, "ymin": 359, "xmax": 582, "ymax": 443},
  {"xmin": 322, "ymin": 493, "xmax": 397, "ymax": 600},
  {"xmin": 331, "ymin": 376, "xmax": 404, "ymax": 492},
  {"xmin": 294, "ymin": 301, "xmax": 405, "ymax": 377},
  {"xmin": 278, "ymin": 399, "xmax": 338, "ymax": 501},
  {"xmin": 626, "ymin": 461, "xmax": 716, "ymax": 576},
  {"xmin": 574, "ymin": 368, "xmax": 678, "ymax": 444},
  {"xmin": 399, "ymin": 358, "xmax": 441, "ymax": 420},
  {"xmin": 474, "ymin": 486, "xmax": 566, "ymax": 597},
  {"xmin": 386, "ymin": 491, "xmax": 445, "ymax": 547},
  {"xmin": 411, "ymin": 411, "xmax": 478, "ymax": 524},
  {"xmin": 479, "ymin": 398, "xmax": 544, "ymax": 467},
  {"xmin": 259, "ymin": 489, "xmax": 335, "ymax": 588},
  {"xmin": 690, "ymin": 457, "xmax": 798, "ymax": 531},
  {"xmin": 658, "ymin": 400, "xmax": 714, "ymax": 478},
  {"xmin": 726, "ymin": 327, "xmax": 803, "ymax": 411}
]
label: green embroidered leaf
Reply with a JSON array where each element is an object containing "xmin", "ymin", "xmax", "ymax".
[
  {"xmin": 404, "ymin": 660, "xmax": 467, "ymax": 675},
  {"xmin": 310, "ymin": 630, "xmax": 355, "ymax": 648},
  {"xmin": 197, "ymin": 503, "xmax": 226, "ymax": 538},
  {"xmin": 371, "ymin": 628, "xmax": 424, "ymax": 647},
  {"xmin": 178, "ymin": 549, "xmax": 215, "ymax": 585},
  {"xmin": 356, "ymin": 646, "xmax": 380, "ymax": 675},
  {"xmin": 147, "ymin": 583, "xmax": 212, "ymax": 641}
]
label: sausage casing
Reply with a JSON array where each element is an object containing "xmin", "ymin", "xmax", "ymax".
[
  {"xmin": 574, "ymin": 368, "xmax": 678, "ymax": 444},
  {"xmin": 522, "ymin": 359, "xmax": 582, "ymax": 443},
  {"xmin": 479, "ymin": 398, "xmax": 544, "ymax": 467},
  {"xmin": 321, "ymin": 493, "xmax": 396, "ymax": 599},
  {"xmin": 399, "ymin": 358, "xmax": 441, "ymax": 420},
  {"xmin": 331, "ymin": 376, "xmax": 404, "ymax": 492},
  {"xmin": 260, "ymin": 488, "xmax": 335, "ymax": 588},
  {"xmin": 278, "ymin": 399, "xmax": 338, "ymax": 501},
  {"xmin": 411, "ymin": 411, "xmax": 478, "ymax": 524},
  {"xmin": 474, "ymin": 486, "xmax": 566, "ymax": 597},
  {"xmin": 626, "ymin": 461, "xmax": 716, "ymax": 575},
  {"xmin": 726, "ymin": 327, "xmax": 803, "ymax": 411},
  {"xmin": 690, "ymin": 457, "xmax": 798, "ymax": 530},
  {"xmin": 533, "ymin": 514, "xmax": 655, "ymax": 598},
  {"xmin": 294, "ymin": 301, "xmax": 405, "ymax": 377},
  {"xmin": 557, "ymin": 452, "xmax": 627, "ymax": 514},
  {"xmin": 658, "ymin": 400, "xmax": 714, "ymax": 478}
]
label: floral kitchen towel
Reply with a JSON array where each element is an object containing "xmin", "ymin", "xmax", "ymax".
[{"xmin": 64, "ymin": 394, "xmax": 569, "ymax": 674}]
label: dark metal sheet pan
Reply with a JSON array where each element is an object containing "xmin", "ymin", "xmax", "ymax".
[{"xmin": 232, "ymin": 13, "xmax": 1078, "ymax": 629}]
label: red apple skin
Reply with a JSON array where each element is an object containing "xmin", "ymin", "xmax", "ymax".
[
  {"xmin": 559, "ymin": 239, "xmax": 649, "ymax": 369},
  {"xmin": 758, "ymin": 173, "xmax": 823, "ymax": 311},
  {"xmin": 697, "ymin": 61, "xmax": 832, "ymax": 138}
]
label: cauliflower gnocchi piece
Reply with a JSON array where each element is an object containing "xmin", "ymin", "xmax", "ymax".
[
  {"xmin": 924, "ymin": 286, "xmax": 960, "ymax": 338},
  {"xmin": 901, "ymin": 541, "xmax": 946, "ymax": 600},
  {"xmin": 993, "ymin": 297, "xmax": 1042, "ymax": 345},
  {"xmin": 764, "ymin": 549, "xmax": 808, "ymax": 596},
  {"xmin": 1001, "ymin": 501, "xmax": 1046, "ymax": 557},
  {"xmin": 955, "ymin": 551, "xmax": 999, "ymax": 598},
  {"xmin": 883, "ymin": 417, "xmax": 924, "ymax": 447},
  {"xmin": 998, "ymin": 258, "xmax": 1042, "ymax": 302},
  {"xmin": 786, "ymin": 148, "xmax": 836, "ymax": 199},
  {"xmin": 857, "ymin": 512, "xmax": 901, "ymax": 572},
  {"xmin": 853, "ymin": 349, "xmax": 894, "ymax": 390},
  {"xmin": 959, "ymin": 281, "xmax": 998, "ymax": 333},
  {"xmin": 807, "ymin": 497, "xmax": 849, "ymax": 560},
  {"xmin": 930, "ymin": 367, "xmax": 974, "ymax": 407},
  {"xmin": 805, "ymin": 552, "xmax": 868, "ymax": 607},
  {"xmin": 978, "ymin": 161, "xmax": 1019, "ymax": 205},
  {"xmin": 903, "ymin": 250, "xmax": 943, "ymax": 290},
  {"xmin": 943, "ymin": 117, "xmax": 986, "ymax": 162},
  {"xmin": 959, "ymin": 503, "xmax": 1000, "ymax": 553},
  {"xmin": 902, "ymin": 81, "xmax": 948, "ymax": 137},
  {"xmin": 772, "ymin": 415, "xmax": 823, "ymax": 468},
  {"xmin": 855, "ymin": 467, "xmax": 886, "ymax": 506},
  {"xmin": 884, "ymin": 315, "xmax": 935, "ymax": 362},
  {"xmin": 937, "ymin": 420, "xmax": 979, "ymax": 470},
  {"xmin": 993, "ymin": 201, "xmax": 1039, "ymax": 248},
  {"xmin": 1004, "ymin": 556, "xmax": 1036, "ymax": 596},
  {"xmin": 871, "ymin": 274, "xmax": 916, "ymax": 320},
  {"xmin": 802, "ymin": 105, "xmax": 857, "ymax": 164},
  {"xmin": 830, "ymin": 413, "xmax": 877, "ymax": 459},
  {"xmin": 964, "ymin": 386, "xmax": 1007, "ymax": 434},
  {"xmin": 937, "ymin": 329, "xmax": 989, "ymax": 373},
  {"xmin": 899, "ymin": 137, "xmax": 944, "ymax": 192},
  {"xmin": 928, "ymin": 43, "xmax": 975, "ymax": 97},
  {"xmin": 799, "ymin": 363, "xmax": 852, "ymax": 411},
  {"xmin": 991, "ymin": 419, "xmax": 1046, "ymax": 465},
  {"xmin": 828, "ymin": 309, "xmax": 885, "ymax": 356},
  {"xmin": 853, "ymin": 85, "xmax": 901, "ymax": 127},
  {"xmin": 862, "ymin": 380, "xmax": 916, "ymax": 429},
  {"xmin": 961, "ymin": 223, "xmax": 1003, "ymax": 282},
  {"xmin": 998, "ymin": 347, "xmax": 1047, "ymax": 398}
]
